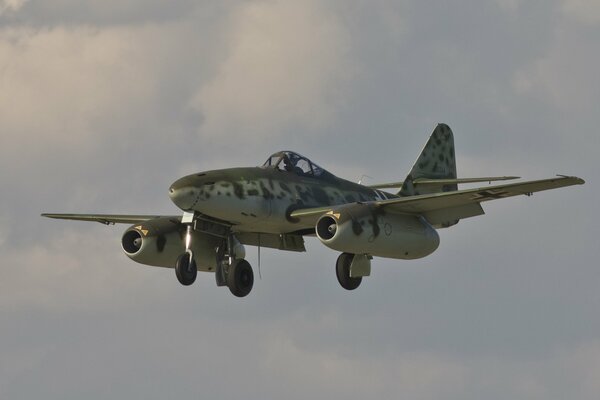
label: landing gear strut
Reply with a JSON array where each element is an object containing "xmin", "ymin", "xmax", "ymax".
[
  {"xmin": 175, "ymin": 224, "xmax": 197, "ymax": 286},
  {"xmin": 336, "ymin": 252, "xmax": 362, "ymax": 290}
]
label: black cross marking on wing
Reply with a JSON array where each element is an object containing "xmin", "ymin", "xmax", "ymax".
[{"xmin": 470, "ymin": 190, "xmax": 511, "ymax": 201}]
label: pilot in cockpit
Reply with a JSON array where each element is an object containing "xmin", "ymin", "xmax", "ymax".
[
  {"xmin": 264, "ymin": 151, "xmax": 325, "ymax": 177},
  {"xmin": 282, "ymin": 156, "xmax": 295, "ymax": 172}
]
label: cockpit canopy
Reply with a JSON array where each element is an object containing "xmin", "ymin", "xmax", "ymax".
[{"xmin": 262, "ymin": 151, "xmax": 327, "ymax": 177}]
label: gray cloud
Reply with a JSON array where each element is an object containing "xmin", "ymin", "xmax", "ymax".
[{"xmin": 1, "ymin": 1, "xmax": 599, "ymax": 399}]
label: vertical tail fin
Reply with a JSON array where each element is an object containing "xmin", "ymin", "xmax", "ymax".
[{"xmin": 399, "ymin": 123, "xmax": 457, "ymax": 196}]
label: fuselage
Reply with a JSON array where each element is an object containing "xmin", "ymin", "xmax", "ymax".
[{"xmin": 168, "ymin": 166, "xmax": 398, "ymax": 234}]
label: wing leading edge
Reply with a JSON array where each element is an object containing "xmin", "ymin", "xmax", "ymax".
[
  {"xmin": 290, "ymin": 175, "xmax": 585, "ymax": 226},
  {"xmin": 41, "ymin": 213, "xmax": 175, "ymax": 225},
  {"xmin": 367, "ymin": 176, "xmax": 521, "ymax": 189}
]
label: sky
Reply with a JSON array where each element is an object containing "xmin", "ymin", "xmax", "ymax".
[{"xmin": 0, "ymin": 0, "xmax": 599, "ymax": 398}]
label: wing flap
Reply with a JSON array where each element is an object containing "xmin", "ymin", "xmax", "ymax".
[{"xmin": 41, "ymin": 213, "xmax": 175, "ymax": 225}]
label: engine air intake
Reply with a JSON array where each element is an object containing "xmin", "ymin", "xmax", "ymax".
[
  {"xmin": 122, "ymin": 230, "xmax": 142, "ymax": 254},
  {"xmin": 316, "ymin": 216, "xmax": 338, "ymax": 241}
]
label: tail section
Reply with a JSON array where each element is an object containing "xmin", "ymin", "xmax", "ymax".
[{"xmin": 399, "ymin": 123, "xmax": 457, "ymax": 196}]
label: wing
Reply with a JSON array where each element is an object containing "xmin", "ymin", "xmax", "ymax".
[
  {"xmin": 367, "ymin": 176, "xmax": 520, "ymax": 189},
  {"xmin": 42, "ymin": 213, "xmax": 308, "ymax": 253},
  {"xmin": 41, "ymin": 213, "xmax": 177, "ymax": 225},
  {"xmin": 291, "ymin": 176, "xmax": 585, "ymax": 226}
]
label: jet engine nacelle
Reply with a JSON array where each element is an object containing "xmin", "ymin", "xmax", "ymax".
[
  {"xmin": 315, "ymin": 204, "xmax": 439, "ymax": 259},
  {"xmin": 121, "ymin": 217, "xmax": 222, "ymax": 270}
]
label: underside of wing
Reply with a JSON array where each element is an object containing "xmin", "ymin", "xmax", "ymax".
[{"xmin": 41, "ymin": 213, "xmax": 177, "ymax": 225}]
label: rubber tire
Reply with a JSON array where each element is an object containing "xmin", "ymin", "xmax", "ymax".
[
  {"xmin": 175, "ymin": 253, "xmax": 197, "ymax": 286},
  {"xmin": 336, "ymin": 252, "xmax": 362, "ymax": 290},
  {"xmin": 227, "ymin": 259, "xmax": 254, "ymax": 297}
]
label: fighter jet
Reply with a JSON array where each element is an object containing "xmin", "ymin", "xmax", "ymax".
[{"xmin": 42, "ymin": 124, "xmax": 584, "ymax": 297}]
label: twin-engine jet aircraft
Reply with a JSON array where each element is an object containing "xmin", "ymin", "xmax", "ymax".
[{"xmin": 43, "ymin": 124, "xmax": 584, "ymax": 297}]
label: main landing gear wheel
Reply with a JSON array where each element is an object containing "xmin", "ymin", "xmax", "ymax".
[
  {"xmin": 227, "ymin": 259, "xmax": 254, "ymax": 297},
  {"xmin": 175, "ymin": 253, "xmax": 197, "ymax": 286},
  {"xmin": 336, "ymin": 252, "xmax": 362, "ymax": 290}
]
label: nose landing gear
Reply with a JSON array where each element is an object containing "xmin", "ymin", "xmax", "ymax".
[
  {"xmin": 175, "ymin": 213, "xmax": 254, "ymax": 297},
  {"xmin": 175, "ymin": 252, "xmax": 197, "ymax": 285},
  {"xmin": 175, "ymin": 224, "xmax": 197, "ymax": 286}
]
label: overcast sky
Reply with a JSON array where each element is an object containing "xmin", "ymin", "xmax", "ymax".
[{"xmin": 1, "ymin": 1, "xmax": 599, "ymax": 399}]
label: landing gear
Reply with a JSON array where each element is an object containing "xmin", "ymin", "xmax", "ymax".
[
  {"xmin": 227, "ymin": 259, "xmax": 254, "ymax": 297},
  {"xmin": 175, "ymin": 252, "xmax": 197, "ymax": 285},
  {"xmin": 174, "ymin": 213, "xmax": 254, "ymax": 297},
  {"xmin": 216, "ymin": 236, "xmax": 254, "ymax": 297},
  {"xmin": 336, "ymin": 252, "xmax": 362, "ymax": 290},
  {"xmin": 175, "ymin": 222, "xmax": 197, "ymax": 286}
]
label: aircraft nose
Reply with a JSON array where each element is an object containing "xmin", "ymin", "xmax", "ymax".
[{"xmin": 169, "ymin": 179, "xmax": 196, "ymax": 211}]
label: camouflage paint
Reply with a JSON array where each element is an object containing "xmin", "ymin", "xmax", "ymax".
[
  {"xmin": 169, "ymin": 164, "xmax": 398, "ymax": 235},
  {"xmin": 400, "ymin": 123, "xmax": 458, "ymax": 196}
]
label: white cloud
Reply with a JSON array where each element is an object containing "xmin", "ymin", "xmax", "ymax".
[
  {"xmin": 0, "ymin": 23, "xmax": 194, "ymax": 170},
  {"xmin": 192, "ymin": 0, "xmax": 354, "ymax": 142},
  {"xmin": 0, "ymin": 0, "xmax": 27, "ymax": 15}
]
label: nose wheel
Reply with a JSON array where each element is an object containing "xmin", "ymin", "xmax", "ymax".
[{"xmin": 175, "ymin": 252, "xmax": 197, "ymax": 285}]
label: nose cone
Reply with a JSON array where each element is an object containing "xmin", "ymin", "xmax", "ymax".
[{"xmin": 169, "ymin": 177, "xmax": 197, "ymax": 211}]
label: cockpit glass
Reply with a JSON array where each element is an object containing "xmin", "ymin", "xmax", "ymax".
[
  {"xmin": 295, "ymin": 159, "xmax": 312, "ymax": 174},
  {"xmin": 263, "ymin": 151, "xmax": 327, "ymax": 178},
  {"xmin": 263, "ymin": 155, "xmax": 279, "ymax": 167},
  {"xmin": 312, "ymin": 164, "xmax": 324, "ymax": 177}
]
